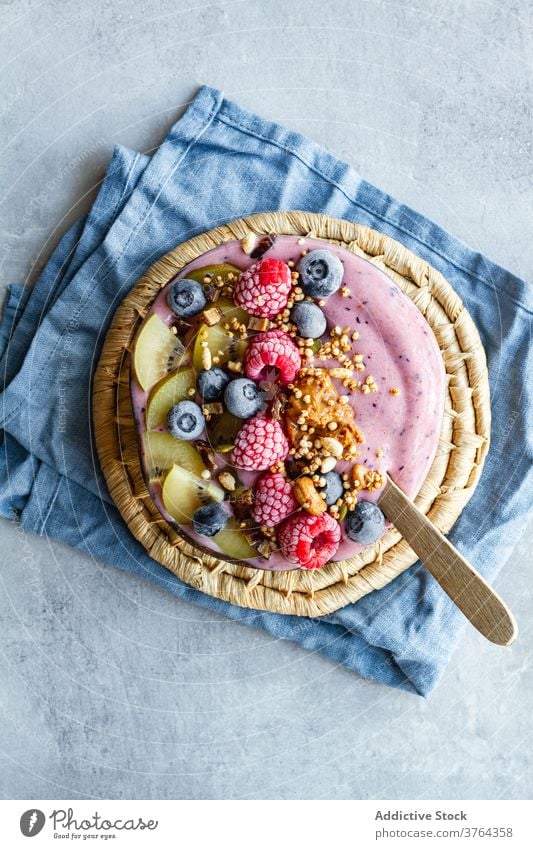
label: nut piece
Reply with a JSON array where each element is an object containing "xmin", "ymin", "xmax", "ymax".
[
  {"xmin": 247, "ymin": 316, "xmax": 271, "ymax": 332},
  {"xmin": 202, "ymin": 306, "xmax": 222, "ymax": 326},
  {"xmin": 365, "ymin": 470, "xmax": 385, "ymax": 492},
  {"xmin": 201, "ymin": 347, "xmax": 212, "ymax": 370},
  {"xmin": 195, "ymin": 440, "xmax": 217, "ymax": 470},
  {"xmin": 320, "ymin": 456, "xmax": 337, "ymax": 474},
  {"xmin": 243, "ymin": 527, "xmax": 260, "ymax": 546},
  {"xmin": 351, "ymin": 463, "xmax": 385, "ymax": 492},
  {"xmin": 321, "ymin": 437, "xmax": 344, "ymax": 459},
  {"xmin": 204, "ymin": 283, "xmax": 221, "ymax": 303},
  {"xmin": 257, "ymin": 540, "xmax": 273, "ymax": 559},
  {"xmin": 293, "ymin": 476, "xmax": 327, "ymax": 516},
  {"xmin": 352, "ymin": 464, "xmax": 368, "ymax": 490},
  {"xmin": 233, "ymin": 489, "xmax": 254, "ymax": 520},
  {"xmin": 270, "ymin": 395, "xmax": 286, "ymax": 421},
  {"xmin": 218, "ymin": 471, "xmax": 236, "ymax": 491},
  {"xmin": 241, "ymin": 231, "xmax": 258, "ymax": 255},
  {"xmin": 250, "ymin": 232, "xmax": 277, "ymax": 259},
  {"xmin": 329, "ymin": 367, "xmax": 354, "ymax": 379}
]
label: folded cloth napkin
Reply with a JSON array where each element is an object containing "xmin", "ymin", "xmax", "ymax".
[{"xmin": 1, "ymin": 86, "xmax": 531, "ymax": 697}]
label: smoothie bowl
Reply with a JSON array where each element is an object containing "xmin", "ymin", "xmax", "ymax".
[
  {"xmin": 93, "ymin": 211, "xmax": 489, "ymax": 615},
  {"xmin": 130, "ymin": 233, "xmax": 445, "ymax": 572}
]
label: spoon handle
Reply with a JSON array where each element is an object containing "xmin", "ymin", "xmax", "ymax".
[{"xmin": 378, "ymin": 476, "xmax": 517, "ymax": 646}]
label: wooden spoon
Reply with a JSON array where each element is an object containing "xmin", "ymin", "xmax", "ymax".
[{"xmin": 378, "ymin": 476, "xmax": 518, "ymax": 646}]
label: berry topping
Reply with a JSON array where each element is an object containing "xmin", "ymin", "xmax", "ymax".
[
  {"xmin": 224, "ymin": 378, "xmax": 263, "ymax": 419},
  {"xmin": 320, "ymin": 470, "xmax": 344, "ymax": 506},
  {"xmin": 234, "ymin": 257, "xmax": 292, "ymax": 317},
  {"xmin": 293, "ymin": 476, "xmax": 327, "ymax": 516},
  {"xmin": 278, "ymin": 512, "xmax": 341, "ymax": 569},
  {"xmin": 192, "ymin": 502, "xmax": 228, "ymax": 537},
  {"xmin": 290, "ymin": 301, "xmax": 327, "ymax": 338},
  {"xmin": 298, "ymin": 249, "xmax": 344, "ymax": 298},
  {"xmin": 244, "ymin": 328, "xmax": 301, "ymax": 385},
  {"xmin": 167, "ymin": 278, "xmax": 206, "ymax": 317},
  {"xmin": 345, "ymin": 501, "xmax": 385, "ymax": 544},
  {"xmin": 251, "ymin": 472, "xmax": 298, "ymax": 527},
  {"xmin": 232, "ymin": 417, "xmax": 289, "ymax": 470},
  {"xmin": 197, "ymin": 367, "xmax": 230, "ymax": 402},
  {"xmin": 167, "ymin": 400, "xmax": 205, "ymax": 440}
]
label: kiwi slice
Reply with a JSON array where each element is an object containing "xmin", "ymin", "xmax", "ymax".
[
  {"xmin": 192, "ymin": 297, "xmax": 250, "ymax": 371},
  {"xmin": 206, "ymin": 411, "xmax": 241, "ymax": 451},
  {"xmin": 143, "ymin": 432, "xmax": 205, "ymax": 482},
  {"xmin": 133, "ymin": 314, "xmax": 188, "ymax": 392},
  {"xmin": 214, "ymin": 295, "xmax": 250, "ymax": 326},
  {"xmin": 214, "ymin": 517, "xmax": 259, "ymax": 559},
  {"xmin": 146, "ymin": 365, "xmax": 196, "ymax": 430},
  {"xmin": 162, "ymin": 463, "xmax": 224, "ymax": 524},
  {"xmin": 186, "ymin": 263, "xmax": 241, "ymax": 289}
]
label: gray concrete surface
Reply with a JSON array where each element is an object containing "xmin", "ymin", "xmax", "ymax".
[{"xmin": 0, "ymin": 0, "xmax": 532, "ymax": 800}]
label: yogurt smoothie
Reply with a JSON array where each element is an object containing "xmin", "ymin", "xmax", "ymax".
[{"xmin": 131, "ymin": 235, "xmax": 445, "ymax": 570}]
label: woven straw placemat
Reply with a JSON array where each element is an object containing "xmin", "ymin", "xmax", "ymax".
[{"xmin": 93, "ymin": 211, "xmax": 490, "ymax": 617}]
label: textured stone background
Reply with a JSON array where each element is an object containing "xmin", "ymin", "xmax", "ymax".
[{"xmin": 0, "ymin": 0, "xmax": 531, "ymax": 799}]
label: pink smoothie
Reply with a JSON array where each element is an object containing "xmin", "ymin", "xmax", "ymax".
[{"xmin": 131, "ymin": 236, "xmax": 445, "ymax": 570}]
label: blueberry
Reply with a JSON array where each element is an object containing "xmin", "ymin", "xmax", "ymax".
[
  {"xmin": 197, "ymin": 367, "xmax": 230, "ymax": 402},
  {"xmin": 298, "ymin": 249, "xmax": 344, "ymax": 298},
  {"xmin": 167, "ymin": 278, "xmax": 206, "ymax": 318},
  {"xmin": 192, "ymin": 502, "xmax": 228, "ymax": 537},
  {"xmin": 320, "ymin": 471, "xmax": 344, "ymax": 506},
  {"xmin": 345, "ymin": 501, "xmax": 385, "ymax": 544},
  {"xmin": 291, "ymin": 301, "xmax": 327, "ymax": 338},
  {"xmin": 224, "ymin": 378, "xmax": 262, "ymax": 418},
  {"xmin": 167, "ymin": 400, "xmax": 205, "ymax": 440}
]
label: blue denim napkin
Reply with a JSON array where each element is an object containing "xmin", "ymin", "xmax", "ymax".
[{"xmin": 1, "ymin": 86, "xmax": 531, "ymax": 696}]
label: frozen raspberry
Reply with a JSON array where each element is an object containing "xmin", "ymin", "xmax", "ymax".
[
  {"xmin": 278, "ymin": 512, "xmax": 341, "ymax": 569},
  {"xmin": 245, "ymin": 329, "xmax": 301, "ymax": 385},
  {"xmin": 251, "ymin": 472, "xmax": 298, "ymax": 527},
  {"xmin": 234, "ymin": 257, "xmax": 292, "ymax": 317},
  {"xmin": 232, "ymin": 417, "xmax": 289, "ymax": 471}
]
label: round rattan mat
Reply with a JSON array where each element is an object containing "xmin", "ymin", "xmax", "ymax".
[{"xmin": 93, "ymin": 211, "xmax": 490, "ymax": 617}]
